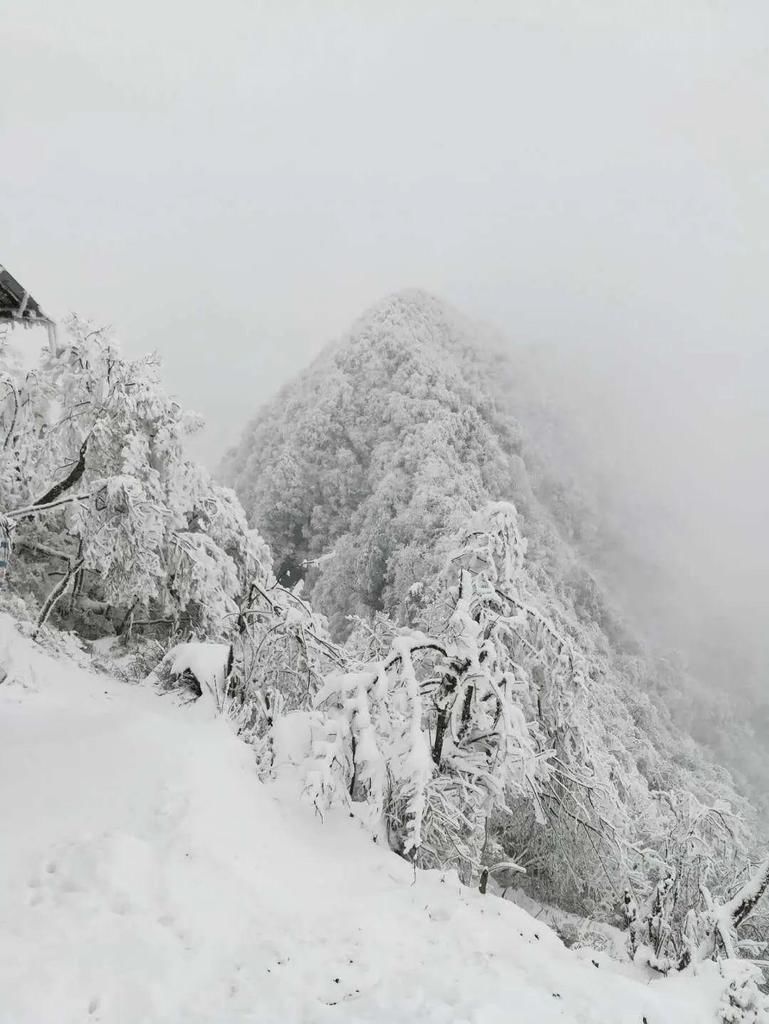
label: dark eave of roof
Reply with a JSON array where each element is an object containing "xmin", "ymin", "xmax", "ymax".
[{"xmin": 0, "ymin": 266, "xmax": 52, "ymax": 324}]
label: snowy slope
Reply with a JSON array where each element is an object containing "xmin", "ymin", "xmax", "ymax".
[{"xmin": 0, "ymin": 617, "xmax": 723, "ymax": 1023}]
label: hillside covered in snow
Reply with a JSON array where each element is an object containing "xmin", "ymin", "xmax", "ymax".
[
  {"xmin": 0, "ymin": 616, "xmax": 738, "ymax": 1023},
  {"xmin": 223, "ymin": 290, "xmax": 767, "ymax": 908}
]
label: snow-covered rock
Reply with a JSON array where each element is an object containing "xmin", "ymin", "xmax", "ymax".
[{"xmin": 145, "ymin": 641, "xmax": 233, "ymax": 710}]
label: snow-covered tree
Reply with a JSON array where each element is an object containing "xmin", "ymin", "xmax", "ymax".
[
  {"xmin": 227, "ymin": 576, "xmax": 343, "ymax": 766},
  {"xmin": 304, "ymin": 503, "xmax": 562, "ymax": 878},
  {"xmin": 0, "ymin": 319, "xmax": 265, "ymax": 641}
]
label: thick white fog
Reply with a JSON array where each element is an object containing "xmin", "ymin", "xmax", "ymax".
[
  {"xmin": 507, "ymin": 340, "xmax": 769, "ymax": 692},
  {"xmin": 3, "ymin": 1, "xmax": 767, "ymax": 685}
]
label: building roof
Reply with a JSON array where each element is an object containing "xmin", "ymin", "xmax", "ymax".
[{"xmin": 0, "ymin": 266, "xmax": 53, "ymax": 325}]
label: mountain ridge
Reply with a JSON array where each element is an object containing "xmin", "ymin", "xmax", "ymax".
[{"xmin": 222, "ymin": 290, "xmax": 768, "ymax": 825}]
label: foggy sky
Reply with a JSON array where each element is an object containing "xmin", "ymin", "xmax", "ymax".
[{"xmin": 3, "ymin": 1, "xmax": 769, "ymax": 664}]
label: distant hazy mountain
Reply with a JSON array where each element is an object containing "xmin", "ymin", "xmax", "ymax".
[{"xmin": 223, "ymin": 290, "xmax": 768, "ymax": 806}]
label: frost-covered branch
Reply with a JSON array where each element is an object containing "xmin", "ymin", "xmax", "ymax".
[
  {"xmin": 8, "ymin": 491, "xmax": 92, "ymax": 519},
  {"xmin": 34, "ymin": 437, "xmax": 89, "ymax": 507}
]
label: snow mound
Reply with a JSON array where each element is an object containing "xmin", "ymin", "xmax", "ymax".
[
  {"xmin": 0, "ymin": 615, "xmax": 724, "ymax": 1022},
  {"xmin": 145, "ymin": 641, "xmax": 232, "ymax": 709}
]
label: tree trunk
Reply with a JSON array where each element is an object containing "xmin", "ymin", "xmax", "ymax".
[
  {"xmin": 116, "ymin": 600, "xmax": 137, "ymax": 637},
  {"xmin": 432, "ymin": 708, "xmax": 449, "ymax": 765},
  {"xmin": 724, "ymin": 857, "xmax": 769, "ymax": 930},
  {"xmin": 33, "ymin": 559, "xmax": 84, "ymax": 640}
]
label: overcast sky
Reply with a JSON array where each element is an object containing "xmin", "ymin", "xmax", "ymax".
[{"xmin": 3, "ymin": 0, "xmax": 769, "ymax": 651}]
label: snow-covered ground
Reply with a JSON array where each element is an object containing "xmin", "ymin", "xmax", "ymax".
[{"xmin": 0, "ymin": 616, "xmax": 723, "ymax": 1023}]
